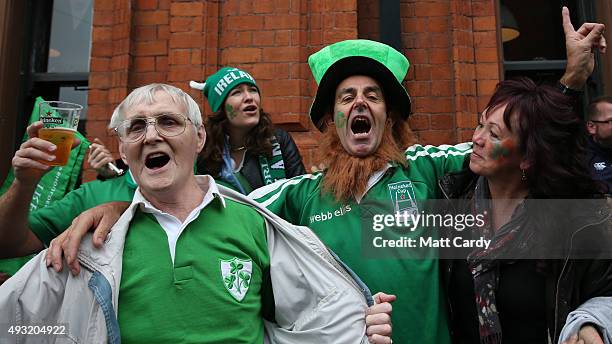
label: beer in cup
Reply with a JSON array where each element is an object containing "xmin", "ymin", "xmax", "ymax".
[{"xmin": 38, "ymin": 101, "xmax": 82, "ymax": 166}]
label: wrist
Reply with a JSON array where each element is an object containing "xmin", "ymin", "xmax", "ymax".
[
  {"xmin": 557, "ymin": 80, "xmax": 583, "ymax": 98},
  {"xmin": 560, "ymin": 70, "xmax": 588, "ymax": 90}
]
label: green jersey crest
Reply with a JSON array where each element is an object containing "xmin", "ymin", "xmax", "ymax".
[{"xmin": 220, "ymin": 257, "xmax": 253, "ymax": 302}]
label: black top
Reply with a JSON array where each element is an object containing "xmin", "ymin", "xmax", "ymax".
[{"xmin": 449, "ymin": 259, "xmax": 548, "ymax": 344}]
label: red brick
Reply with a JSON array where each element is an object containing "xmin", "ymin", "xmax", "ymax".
[
  {"xmin": 408, "ymin": 114, "xmax": 430, "ymax": 130},
  {"xmin": 431, "ymin": 114, "xmax": 453, "ymax": 130},
  {"xmin": 414, "ymin": 65, "xmax": 432, "ymax": 81},
  {"xmin": 169, "ymin": 33, "xmax": 203, "ymax": 49},
  {"xmin": 133, "ymin": 26, "xmax": 157, "ymax": 41},
  {"xmin": 221, "ymin": 47, "xmax": 262, "ymax": 63},
  {"xmin": 473, "ymin": 16, "xmax": 496, "ymax": 31},
  {"xmin": 92, "ymin": 27, "xmax": 112, "ymax": 41},
  {"xmin": 253, "ymin": 0, "xmax": 274, "ymax": 14},
  {"xmin": 90, "ymin": 73, "xmax": 112, "ymax": 89},
  {"xmin": 112, "ymin": 23, "xmax": 130, "ymax": 40},
  {"xmin": 170, "ymin": 17, "xmax": 193, "ymax": 32},
  {"xmin": 327, "ymin": 0, "xmax": 356, "ymax": 12},
  {"xmin": 428, "ymin": 17, "xmax": 449, "ymax": 33},
  {"xmin": 334, "ymin": 13, "xmax": 357, "ymax": 29},
  {"xmin": 158, "ymin": 25, "xmax": 170, "ymax": 40},
  {"xmin": 475, "ymin": 47, "xmax": 498, "ymax": 63},
  {"xmin": 190, "ymin": 50, "xmax": 201, "ymax": 65},
  {"xmin": 227, "ymin": 16, "xmax": 264, "ymax": 30},
  {"xmin": 170, "ymin": 2, "xmax": 203, "ymax": 16},
  {"xmin": 475, "ymin": 63, "xmax": 500, "ymax": 80},
  {"xmin": 477, "ymin": 79, "xmax": 498, "ymax": 95},
  {"xmin": 169, "ymin": 50, "xmax": 191, "ymax": 65},
  {"xmin": 239, "ymin": 0, "xmax": 253, "ymax": 14},
  {"xmin": 91, "ymin": 41, "xmax": 113, "ymax": 57},
  {"xmin": 158, "ymin": 0, "xmax": 170, "ymax": 10},
  {"xmin": 474, "ymin": 31, "xmax": 497, "ymax": 48},
  {"xmin": 457, "ymin": 112, "xmax": 478, "ymax": 128},
  {"xmin": 133, "ymin": 40, "xmax": 167, "ymax": 56},
  {"xmin": 429, "ymin": 48, "xmax": 450, "ymax": 64},
  {"xmin": 323, "ymin": 29, "xmax": 356, "ymax": 43},
  {"xmin": 259, "ymin": 79, "xmax": 304, "ymax": 97},
  {"xmin": 93, "ymin": 11, "xmax": 113, "ymax": 26},
  {"xmin": 264, "ymin": 14, "xmax": 301, "ymax": 29},
  {"xmin": 432, "ymin": 80, "xmax": 453, "ymax": 96},
  {"xmin": 252, "ymin": 31, "xmax": 275, "ymax": 46},
  {"xmin": 406, "ymin": 81, "xmax": 431, "ymax": 97},
  {"xmin": 156, "ymin": 56, "xmax": 168, "ymax": 72},
  {"xmin": 251, "ymin": 63, "xmax": 290, "ymax": 80},
  {"xmin": 133, "ymin": 57, "xmax": 155, "ymax": 72},
  {"xmin": 406, "ymin": 49, "xmax": 428, "ymax": 64},
  {"xmin": 414, "ymin": 97, "xmax": 452, "ymax": 113},
  {"xmin": 275, "ymin": 31, "xmax": 291, "ymax": 45},
  {"xmin": 262, "ymin": 47, "xmax": 299, "ymax": 62},
  {"xmin": 95, "ymin": 0, "xmax": 114, "ymax": 11},
  {"xmin": 418, "ymin": 130, "xmax": 455, "ymax": 145},
  {"xmin": 134, "ymin": 11, "xmax": 168, "ymax": 26},
  {"xmin": 111, "ymin": 55, "xmax": 129, "ymax": 71},
  {"xmin": 129, "ymin": 72, "xmax": 167, "ymax": 86},
  {"xmin": 414, "ymin": 2, "xmax": 449, "ymax": 17},
  {"xmin": 472, "ymin": 1, "xmax": 494, "ymax": 16},
  {"xmin": 431, "ymin": 65, "xmax": 452, "ymax": 80},
  {"xmin": 88, "ymin": 90, "xmax": 108, "ymax": 105},
  {"xmin": 135, "ymin": 0, "xmax": 157, "ymax": 10},
  {"xmin": 90, "ymin": 58, "xmax": 110, "ymax": 72},
  {"xmin": 169, "ymin": 66, "xmax": 203, "ymax": 82},
  {"xmin": 401, "ymin": 18, "xmax": 428, "ymax": 33}
]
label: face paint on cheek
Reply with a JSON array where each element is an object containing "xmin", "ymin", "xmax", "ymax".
[
  {"xmin": 226, "ymin": 104, "xmax": 237, "ymax": 120},
  {"xmin": 490, "ymin": 138, "xmax": 515, "ymax": 160},
  {"xmin": 335, "ymin": 111, "xmax": 347, "ymax": 128}
]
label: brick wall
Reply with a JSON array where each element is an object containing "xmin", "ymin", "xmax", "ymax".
[{"xmin": 85, "ymin": 0, "xmax": 500, "ymax": 181}]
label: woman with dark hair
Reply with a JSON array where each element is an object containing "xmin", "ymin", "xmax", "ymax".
[
  {"xmin": 190, "ymin": 67, "xmax": 305, "ymax": 194},
  {"xmin": 441, "ymin": 77, "xmax": 612, "ymax": 343}
]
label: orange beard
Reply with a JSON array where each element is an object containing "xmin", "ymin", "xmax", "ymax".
[{"xmin": 318, "ymin": 119, "xmax": 408, "ymax": 202}]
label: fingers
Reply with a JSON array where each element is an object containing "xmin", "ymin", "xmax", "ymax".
[
  {"xmin": 373, "ymin": 292, "xmax": 397, "ymax": 304},
  {"xmin": 26, "ymin": 121, "xmax": 44, "ymax": 139},
  {"xmin": 46, "ymin": 237, "xmax": 65, "ymax": 273},
  {"xmin": 366, "ymin": 324, "xmax": 392, "ymax": 338},
  {"xmin": 368, "ymin": 334, "xmax": 392, "ymax": 344},
  {"xmin": 584, "ymin": 23, "xmax": 606, "ymax": 49},
  {"xmin": 92, "ymin": 214, "xmax": 115, "ymax": 248},
  {"xmin": 561, "ymin": 7, "xmax": 575, "ymax": 36}
]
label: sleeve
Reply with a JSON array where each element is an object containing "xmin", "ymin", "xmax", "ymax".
[
  {"xmin": 248, "ymin": 173, "xmax": 321, "ymax": 224},
  {"xmin": 405, "ymin": 143, "xmax": 472, "ymax": 182},
  {"xmin": 558, "ymin": 296, "xmax": 612, "ymax": 344},
  {"xmin": 27, "ymin": 184, "xmax": 95, "ymax": 245},
  {"xmin": 275, "ymin": 129, "xmax": 306, "ymax": 178}
]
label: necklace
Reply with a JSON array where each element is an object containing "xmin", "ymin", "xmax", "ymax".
[{"xmin": 231, "ymin": 145, "xmax": 246, "ymax": 152}]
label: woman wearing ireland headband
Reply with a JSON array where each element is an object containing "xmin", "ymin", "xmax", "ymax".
[{"xmin": 190, "ymin": 67, "xmax": 305, "ymax": 194}]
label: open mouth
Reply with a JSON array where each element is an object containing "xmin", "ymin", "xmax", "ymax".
[
  {"xmin": 243, "ymin": 105, "xmax": 257, "ymax": 112},
  {"xmin": 351, "ymin": 116, "xmax": 372, "ymax": 135},
  {"xmin": 145, "ymin": 152, "xmax": 170, "ymax": 170}
]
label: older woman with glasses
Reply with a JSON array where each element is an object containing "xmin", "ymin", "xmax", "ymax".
[{"xmin": 190, "ymin": 67, "xmax": 306, "ymax": 194}]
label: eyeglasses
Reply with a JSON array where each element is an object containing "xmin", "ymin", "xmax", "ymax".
[
  {"xmin": 590, "ymin": 119, "xmax": 612, "ymax": 125},
  {"xmin": 114, "ymin": 113, "xmax": 192, "ymax": 143}
]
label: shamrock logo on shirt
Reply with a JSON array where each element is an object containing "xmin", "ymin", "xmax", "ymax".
[{"xmin": 220, "ymin": 257, "xmax": 253, "ymax": 301}]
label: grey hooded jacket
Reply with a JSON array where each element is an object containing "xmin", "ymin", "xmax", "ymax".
[{"xmin": 0, "ymin": 178, "xmax": 372, "ymax": 344}]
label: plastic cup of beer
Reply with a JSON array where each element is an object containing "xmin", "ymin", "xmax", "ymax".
[{"xmin": 38, "ymin": 101, "xmax": 82, "ymax": 166}]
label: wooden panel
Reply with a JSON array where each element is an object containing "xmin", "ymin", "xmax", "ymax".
[
  {"xmin": 0, "ymin": 0, "xmax": 26, "ymax": 183},
  {"xmin": 595, "ymin": 0, "xmax": 612, "ymax": 96}
]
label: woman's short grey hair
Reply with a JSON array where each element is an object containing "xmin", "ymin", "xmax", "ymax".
[{"xmin": 109, "ymin": 83, "xmax": 202, "ymax": 129}]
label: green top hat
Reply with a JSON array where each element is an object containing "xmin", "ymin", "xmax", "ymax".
[
  {"xmin": 190, "ymin": 67, "xmax": 259, "ymax": 113},
  {"xmin": 308, "ymin": 39, "xmax": 411, "ymax": 131}
]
